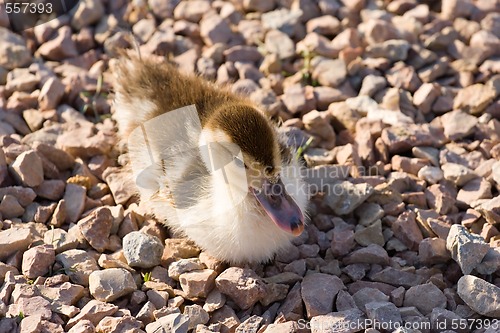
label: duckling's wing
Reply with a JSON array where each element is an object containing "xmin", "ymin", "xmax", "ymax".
[{"xmin": 126, "ymin": 105, "xmax": 206, "ymax": 200}]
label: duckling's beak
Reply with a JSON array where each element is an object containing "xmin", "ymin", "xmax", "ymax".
[{"xmin": 251, "ymin": 178, "xmax": 304, "ymax": 236}]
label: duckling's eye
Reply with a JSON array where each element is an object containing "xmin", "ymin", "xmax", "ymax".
[{"xmin": 265, "ymin": 166, "xmax": 274, "ymax": 175}]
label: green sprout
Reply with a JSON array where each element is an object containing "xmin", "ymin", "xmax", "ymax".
[
  {"xmin": 142, "ymin": 271, "xmax": 152, "ymax": 283},
  {"xmin": 80, "ymin": 74, "xmax": 109, "ymax": 122},
  {"xmin": 300, "ymin": 49, "xmax": 319, "ymax": 86},
  {"xmin": 296, "ymin": 136, "xmax": 314, "ymax": 159}
]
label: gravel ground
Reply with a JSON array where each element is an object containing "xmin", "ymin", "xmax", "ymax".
[{"xmin": 0, "ymin": 0, "xmax": 500, "ymax": 332}]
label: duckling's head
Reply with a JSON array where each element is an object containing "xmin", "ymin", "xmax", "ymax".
[{"xmin": 199, "ymin": 104, "xmax": 305, "ymax": 237}]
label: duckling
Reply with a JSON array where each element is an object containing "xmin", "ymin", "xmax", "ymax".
[{"xmin": 112, "ymin": 56, "xmax": 308, "ymax": 263}]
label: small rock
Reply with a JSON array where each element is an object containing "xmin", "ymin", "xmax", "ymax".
[
  {"xmin": 5, "ymin": 68, "xmax": 38, "ymax": 92},
  {"xmin": 425, "ymin": 183, "xmax": 456, "ymax": 215},
  {"xmin": 7, "ymin": 296, "xmax": 51, "ymax": 319},
  {"xmin": 476, "ymin": 247, "xmax": 500, "ymax": 276},
  {"xmin": 200, "ymin": 13, "xmax": 232, "ymax": 46},
  {"xmin": 417, "ymin": 165, "xmax": 443, "ymax": 184},
  {"xmin": 418, "ymin": 238, "xmax": 451, "ymax": 264},
  {"xmin": 370, "ymin": 267, "xmax": 425, "ymax": 288},
  {"xmin": 457, "ymin": 177, "xmax": 492, "ymax": 206},
  {"xmin": 89, "ymin": 268, "xmax": 137, "ymax": 302},
  {"xmin": 312, "ymin": 58, "xmax": 347, "ymax": 88},
  {"xmin": 179, "ymin": 269, "xmax": 217, "ymax": 298},
  {"xmin": 262, "ymin": 321, "xmax": 299, "ymax": 332},
  {"xmin": 66, "ymin": 300, "xmax": 118, "ymax": 330},
  {"xmin": 359, "ymin": 75, "xmax": 387, "ymax": 97},
  {"xmin": 95, "ymin": 316, "xmax": 143, "ymax": 333},
  {"xmin": 102, "ymin": 167, "xmax": 136, "ymax": 205},
  {"xmin": 146, "ymin": 313, "xmax": 189, "ymax": 333},
  {"xmin": 22, "ymin": 244, "xmax": 55, "ymax": 279},
  {"xmin": 261, "ymin": 8, "xmax": 302, "ymax": 37},
  {"xmin": 457, "ymin": 275, "xmax": 500, "ymax": 317},
  {"xmin": 476, "ymin": 196, "xmax": 500, "ymax": 225},
  {"xmin": 78, "ymin": 207, "xmax": 113, "ymax": 252},
  {"xmin": 33, "ymin": 142, "xmax": 75, "ymax": 171},
  {"xmin": 209, "ymin": 305, "xmax": 240, "ymax": 332},
  {"xmin": 282, "ymin": 84, "xmax": 315, "ymax": 115},
  {"xmin": 49, "ymin": 200, "xmax": 67, "ymax": 227},
  {"xmin": 265, "ymin": 29, "xmax": 295, "ymax": 60},
  {"xmin": 0, "ymin": 227, "xmax": 32, "ymax": 259},
  {"xmin": 441, "ymin": 110, "xmax": 478, "ymax": 140},
  {"xmin": 10, "ymin": 150, "xmax": 44, "ymax": 187},
  {"xmin": 242, "ymin": 0, "xmax": 274, "ymax": 12},
  {"xmin": 174, "ymin": 0, "xmax": 210, "ymax": 22},
  {"xmin": 306, "ymin": 15, "xmax": 341, "ymax": 36},
  {"xmin": 38, "ymin": 26, "xmax": 79, "ymax": 60},
  {"xmin": 163, "ymin": 238, "xmax": 201, "ymax": 261},
  {"xmin": 391, "ymin": 211, "xmax": 423, "ymax": 251},
  {"xmin": 276, "ymin": 282, "xmax": 303, "ymax": 321},
  {"xmin": 18, "ymin": 314, "xmax": 43, "ymax": 333},
  {"xmin": 44, "ymin": 228, "xmax": 78, "ymax": 254},
  {"xmin": 310, "ymin": 309, "xmax": 366, "ymax": 333},
  {"xmin": 184, "ymin": 305, "xmax": 210, "ymax": 330},
  {"xmin": 215, "ymin": 267, "xmax": 266, "ymax": 310},
  {"xmin": 22, "ymin": 109, "xmax": 44, "ymax": 132},
  {"xmin": 34, "ymin": 180, "xmax": 65, "ymax": 201},
  {"xmin": 454, "ymin": 83, "xmax": 497, "ymax": 115},
  {"xmin": 0, "ymin": 27, "xmax": 32, "ymax": 69},
  {"xmin": 71, "ymin": 0, "xmax": 105, "ymax": 30},
  {"xmin": 344, "ymin": 244, "xmax": 389, "ymax": 265},
  {"xmin": 403, "ymin": 283, "xmax": 447, "ymax": 315},
  {"xmin": 67, "ymin": 320, "xmax": 95, "ymax": 333},
  {"xmin": 224, "ymin": 45, "xmax": 262, "ymax": 63},
  {"xmin": 446, "ymin": 224, "xmax": 490, "ymax": 274},
  {"xmin": 355, "ymin": 202, "xmax": 384, "ymax": 227},
  {"xmin": 303, "ymin": 110, "xmax": 336, "ymax": 146},
  {"xmin": 365, "ymin": 301, "xmax": 402, "ymax": 330},
  {"xmin": 63, "ymin": 184, "xmax": 86, "ymax": 224},
  {"xmin": 38, "ymin": 77, "xmax": 65, "ymax": 111},
  {"xmin": 301, "ymin": 273, "xmax": 345, "ymax": 318},
  {"xmin": 56, "ymin": 249, "xmax": 100, "ymax": 286},
  {"xmin": 336, "ymin": 289, "xmax": 357, "ymax": 311},
  {"xmin": 366, "ymin": 39, "xmax": 411, "ymax": 62},
  {"xmin": 324, "ymin": 181, "xmax": 373, "ymax": 215},
  {"xmin": 168, "ymin": 258, "xmax": 204, "ymax": 280},
  {"xmin": 0, "ymin": 194, "xmax": 24, "ymax": 218},
  {"xmin": 381, "ymin": 124, "xmax": 439, "ymax": 154},
  {"xmin": 413, "ymin": 83, "xmax": 440, "ymax": 114},
  {"xmin": 203, "ymin": 289, "xmax": 226, "ymax": 312},
  {"xmin": 123, "ymin": 231, "xmax": 164, "ymax": 268}
]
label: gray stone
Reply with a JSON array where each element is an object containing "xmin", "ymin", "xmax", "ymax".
[
  {"xmin": 56, "ymin": 249, "xmax": 99, "ymax": 286},
  {"xmin": 446, "ymin": 224, "xmax": 490, "ymax": 274},
  {"xmin": 403, "ymin": 283, "xmax": 447, "ymax": 315},
  {"xmin": 0, "ymin": 227, "xmax": 32, "ymax": 260},
  {"xmin": 89, "ymin": 268, "xmax": 137, "ymax": 302},
  {"xmin": 145, "ymin": 313, "xmax": 189, "ymax": 333},
  {"xmin": 457, "ymin": 275, "xmax": 500, "ymax": 317},
  {"xmin": 365, "ymin": 301, "xmax": 402, "ymax": 330},
  {"xmin": 301, "ymin": 273, "xmax": 345, "ymax": 318},
  {"xmin": 10, "ymin": 150, "xmax": 44, "ymax": 187},
  {"xmin": 310, "ymin": 309, "xmax": 366, "ymax": 333},
  {"xmin": 324, "ymin": 181, "xmax": 373, "ymax": 215},
  {"xmin": 215, "ymin": 267, "xmax": 266, "ymax": 310},
  {"xmin": 71, "ymin": 0, "xmax": 105, "ymax": 30},
  {"xmin": 0, "ymin": 28, "xmax": 32, "ymax": 69},
  {"xmin": 123, "ymin": 231, "xmax": 164, "ymax": 268}
]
